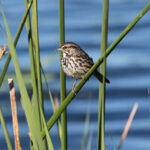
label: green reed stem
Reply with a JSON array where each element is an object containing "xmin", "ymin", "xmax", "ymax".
[
  {"xmin": 32, "ymin": 0, "xmax": 43, "ymax": 116},
  {"xmin": 59, "ymin": 0, "xmax": 67, "ymax": 150},
  {"xmin": 40, "ymin": 105, "xmax": 54, "ymax": 150},
  {"xmin": 98, "ymin": 0, "xmax": 109, "ymax": 150},
  {"xmin": 41, "ymin": 2, "xmax": 150, "ymax": 138},
  {"xmin": 32, "ymin": 1, "xmax": 47, "ymax": 149},
  {"xmin": 0, "ymin": 107, "xmax": 13, "ymax": 150},
  {"xmin": 80, "ymin": 106, "xmax": 90, "ymax": 150},
  {"xmin": 24, "ymin": 0, "xmax": 41, "ymax": 141},
  {"xmin": 0, "ymin": 0, "xmax": 33, "ymax": 87}
]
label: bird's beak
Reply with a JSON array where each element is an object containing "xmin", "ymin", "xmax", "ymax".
[{"xmin": 57, "ymin": 48, "xmax": 63, "ymax": 52}]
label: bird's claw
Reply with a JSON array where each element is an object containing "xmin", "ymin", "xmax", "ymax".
[
  {"xmin": 72, "ymin": 79, "xmax": 77, "ymax": 95},
  {"xmin": 82, "ymin": 76, "xmax": 86, "ymax": 82},
  {"xmin": 72, "ymin": 88, "xmax": 77, "ymax": 96}
]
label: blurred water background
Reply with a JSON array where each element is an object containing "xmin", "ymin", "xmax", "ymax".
[{"xmin": 0, "ymin": 0, "xmax": 150, "ymax": 150}]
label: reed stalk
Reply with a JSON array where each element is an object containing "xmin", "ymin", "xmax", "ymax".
[
  {"xmin": 32, "ymin": 0, "xmax": 44, "ymax": 118},
  {"xmin": 80, "ymin": 107, "xmax": 90, "ymax": 150},
  {"xmin": 8, "ymin": 79, "xmax": 21, "ymax": 150},
  {"xmin": 59, "ymin": 0, "xmax": 67, "ymax": 150},
  {"xmin": 24, "ymin": 0, "xmax": 40, "ymax": 131},
  {"xmin": 98, "ymin": 0, "xmax": 109, "ymax": 149},
  {"xmin": 0, "ymin": 107, "xmax": 13, "ymax": 150},
  {"xmin": 40, "ymin": 105, "xmax": 54, "ymax": 150},
  {"xmin": 117, "ymin": 103, "xmax": 138, "ymax": 150},
  {"xmin": 32, "ymin": 0, "xmax": 47, "ymax": 149}
]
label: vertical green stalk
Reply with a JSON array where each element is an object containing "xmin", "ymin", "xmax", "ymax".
[
  {"xmin": 0, "ymin": 107, "xmax": 13, "ymax": 150},
  {"xmin": 24, "ymin": 0, "xmax": 40, "ymax": 136},
  {"xmin": 98, "ymin": 0, "xmax": 109, "ymax": 150},
  {"xmin": 59, "ymin": 0, "xmax": 67, "ymax": 150},
  {"xmin": 32, "ymin": 1, "xmax": 46, "ymax": 149},
  {"xmin": 32, "ymin": 0, "xmax": 43, "ymax": 123}
]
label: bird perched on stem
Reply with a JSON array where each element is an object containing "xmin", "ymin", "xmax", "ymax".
[{"xmin": 57, "ymin": 42, "xmax": 110, "ymax": 91}]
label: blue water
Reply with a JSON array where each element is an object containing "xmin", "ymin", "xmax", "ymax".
[{"xmin": 0, "ymin": 0, "xmax": 150, "ymax": 150}]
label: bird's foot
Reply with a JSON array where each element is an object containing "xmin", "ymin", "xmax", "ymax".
[
  {"xmin": 72, "ymin": 88, "xmax": 77, "ymax": 96},
  {"xmin": 72, "ymin": 79, "xmax": 77, "ymax": 95},
  {"xmin": 82, "ymin": 76, "xmax": 87, "ymax": 82}
]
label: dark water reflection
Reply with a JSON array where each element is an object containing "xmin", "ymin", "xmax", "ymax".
[{"xmin": 0, "ymin": 0, "xmax": 150, "ymax": 150}]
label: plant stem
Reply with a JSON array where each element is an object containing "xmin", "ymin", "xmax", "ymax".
[
  {"xmin": 0, "ymin": 107, "xmax": 13, "ymax": 150},
  {"xmin": 98, "ymin": 0, "xmax": 109, "ymax": 150},
  {"xmin": 32, "ymin": 0, "xmax": 43, "ymax": 111},
  {"xmin": 59, "ymin": 0, "xmax": 67, "ymax": 150},
  {"xmin": 24, "ymin": 0, "xmax": 41, "ymax": 139}
]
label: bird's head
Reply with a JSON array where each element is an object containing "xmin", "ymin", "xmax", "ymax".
[{"xmin": 57, "ymin": 42, "xmax": 80, "ymax": 56}]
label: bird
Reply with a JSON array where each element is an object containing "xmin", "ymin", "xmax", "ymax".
[{"xmin": 57, "ymin": 42, "xmax": 110, "ymax": 91}]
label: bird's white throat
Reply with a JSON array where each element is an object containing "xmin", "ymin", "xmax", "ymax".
[{"xmin": 63, "ymin": 53, "xmax": 67, "ymax": 57}]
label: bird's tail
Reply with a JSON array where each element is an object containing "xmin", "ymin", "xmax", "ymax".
[{"xmin": 94, "ymin": 71, "xmax": 110, "ymax": 84}]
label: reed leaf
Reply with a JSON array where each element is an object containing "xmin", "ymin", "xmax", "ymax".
[
  {"xmin": 86, "ymin": 133, "xmax": 93, "ymax": 150},
  {"xmin": 0, "ymin": 106, "xmax": 13, "ymax": 150},
  {"xmin": 40, "ymin": 106, "xmax": 54, "ymax": 150},
  {"xmin": 80, "ymin": 106, "xmax": 90, "ymax": 150}
]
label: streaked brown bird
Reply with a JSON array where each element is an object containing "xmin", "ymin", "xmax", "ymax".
[{"xmin": 57, "ymin": 42, "xmax": 110, "ymax": 90}]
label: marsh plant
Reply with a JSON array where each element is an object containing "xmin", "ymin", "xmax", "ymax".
[{"xmin": 0, "ymin": 0, "xmax": 150, "ymax": 150}]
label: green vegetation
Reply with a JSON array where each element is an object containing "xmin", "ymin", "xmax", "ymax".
[
  {"xmin": 0, "ymin": 1, "xmax": 150, "ymax": 150},
  {"xmin": 98, "ymin": 0, "xmax": 109, "ymax": 149}
]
